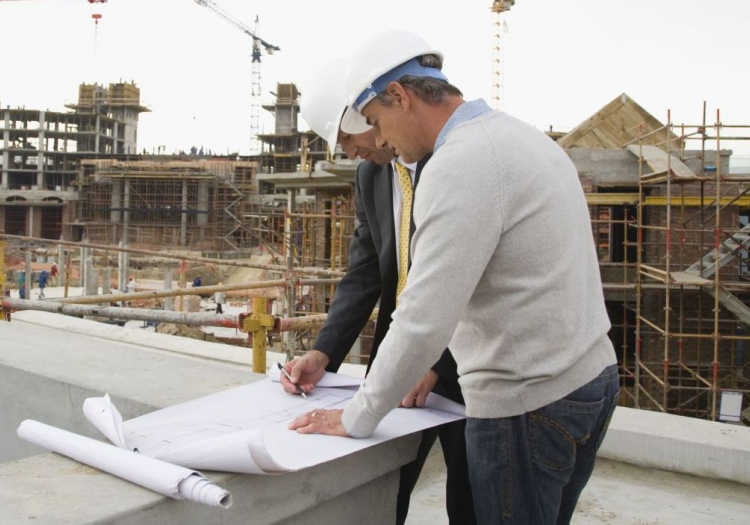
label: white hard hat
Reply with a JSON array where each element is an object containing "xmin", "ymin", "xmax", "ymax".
[
  {"xmin": 299, "ymin": 58, "xmax": 371, "ymax": 155},
  {"xmin": 341, "ymin": 29, "xmax": 444, "ymax": 133}
]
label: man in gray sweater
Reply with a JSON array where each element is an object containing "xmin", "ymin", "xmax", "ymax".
[{"xmin": 288, "ymin": 29, "xmax": 619, "ymax": 524}]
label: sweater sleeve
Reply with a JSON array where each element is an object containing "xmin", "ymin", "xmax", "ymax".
[{"xmin": 342, "ymin": 129, "xmax": 503, "ymax": 437}]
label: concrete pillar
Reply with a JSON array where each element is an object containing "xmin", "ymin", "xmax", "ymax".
[
  {"xmin": 29, "ymin": 207, "xmax": 42, "ymax": 238},
  {"xmin": 113, "ymin": 121, "xmax": 119, "ymax": 155},
  {"xmin": 59, "ymin": 246, "xmax": 67, "ymax": 289},
  {"xmin": 118, "ymin": 241, "xmax": 128, "ymax": 293},
  {"xmin": 84, "ymin": 258, "xmax": 94, "ymax": 296},
  {"xmin": 111, "ymin": 179, "xmax": 122, "ymax": 244},
  {"xmin": 94, "ymin": 115, "xmax": 100, "ymax": 153},
  {"xmin": 122, "ymin": 179, "xmax": 130, "ymax": 245},
  {"xmin": 80, "ymin": 246, "xmax": 88, "ymax": 289},
  {"xmin": 36, "ymin": 111, "xmax": 45, "ymax": 188},
  {"xmin": 27, "ymin": 207, "xmax": 33, "ymax": 238},
  {"xmin": 197, "ymin": 180, "xmax": 209, "ymax": 242},
  {"xmin": 181, "ymin": 179, "xmax": 188, "ymax": 247},
  {"xmin": 103, "ymin": 267, "xmax": 112, "ymax": 295},
  {"xmin": 164, "ymin": 270, "xmax": 172, "ymax": 311},
  {"xmin": 1, "ymin": 108, "xmax": 9, "ymax": 189}
]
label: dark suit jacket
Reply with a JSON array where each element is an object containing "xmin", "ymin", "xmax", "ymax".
[{"xmin": 314, "ymin": 156, "xmax": 462, "ymax": 402}]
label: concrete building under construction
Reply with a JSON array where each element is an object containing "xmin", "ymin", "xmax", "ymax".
[{"xmin": 0, "ymin": 81, "xmax": 148, "ymax": 240}]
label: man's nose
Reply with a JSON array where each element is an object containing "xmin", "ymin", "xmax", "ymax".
[
  {"xmin": 375, "ymin": 136, "xmax": 388, "ymax": 149},
  {"xmin": 342, "ymin": 144, "xmax": 357, "ymax": 161}
]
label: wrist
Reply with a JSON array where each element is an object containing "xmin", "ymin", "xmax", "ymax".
[{"xmin": 308, "ymin": 349, "xmax": 331, "ymax": 368}]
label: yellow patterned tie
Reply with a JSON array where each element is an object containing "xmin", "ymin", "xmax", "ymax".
[{"xmin": 395, "ymin": 162, "xmax": 413, "ymax": 299}]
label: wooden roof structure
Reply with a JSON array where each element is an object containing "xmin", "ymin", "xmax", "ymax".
[{"xmin": 557, "ymin": 93, "xmax": 681, "ymax": 150}]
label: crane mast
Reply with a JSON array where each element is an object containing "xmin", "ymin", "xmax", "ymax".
[
  {"xmin": 491, "ymin": 0, "xmax": 514, "ymax": 111},
  {"xmin": 194, "ymin": 0, "xmax": 280, "ymax": 155}
]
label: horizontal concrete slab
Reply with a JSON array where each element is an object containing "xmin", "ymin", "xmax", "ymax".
[{"xmin": 599, "ymin": 406, "xmax": 750, "ymax": 485}]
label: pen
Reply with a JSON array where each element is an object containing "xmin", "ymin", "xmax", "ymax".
[{"xmin": 277, "ymin": 362, "xmax": 307, "ymax": 399}]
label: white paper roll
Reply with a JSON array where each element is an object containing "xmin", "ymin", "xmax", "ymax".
[{"xmin": 17, "ymin": 419, "xmax": 232, "ymax": 508}]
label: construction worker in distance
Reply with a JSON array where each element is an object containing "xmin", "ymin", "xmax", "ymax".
[
  {"xmin": 279, "ymin": 57, "xmax": 475, "ymax": 525},
  {"xmin": 288, "ymin": 29, "xmax": 620, "ymax": 525},
  {"xmin": 50, "ymin": 262, "xmax": 59, "ymax": 286},
  {"xmin": 37, "ymin": 270, "xmax": 48, "ymax": 299},
  {"xmin": 213, "ymin": 284, "xmax": 226, "ymax": 315}
]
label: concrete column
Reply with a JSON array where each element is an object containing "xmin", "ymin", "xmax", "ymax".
[
  {"xmin": 103, "ymin": 267, "xmax": 112, "ymax": 295},
  {"xmin": 123, "ymin": 178, "xmax": 130, "ymax": 245},
  {"xmin": 197, "ymin": 180, "xmax": 209, "ymax": 242},
  {"xmin": 84, "ymin": 258, "xmax": 95, "ymax": 296},
  {"xmin": 80, "ymin": 246, "xmax": 88, "ymax": 289},
  {"xmin": 36, "ymin": 111, "xmax": 45, "ymax": 188},
  {"xmin": 111, "ymin": 179, "xmax": 122, "ymax": 244},
  {"xmin": 163, "ymin": 270, "xmax": 172, "ymax": 311},
  {"xmin": 118, "ymin": 241, "xmax": 128, "ymax": 293},
  {"xmin": 1, "ymin": 108, "xmax": 9, "ymax": 189},
  {"xmin": 29, "ymin": 207, "xmax": 41, "ymax": 238},
  {"xmin": 59, "ymin": 246, "xmax": 67, "ymax": 289},
  {"xmin": 181, "ymin": 179, "xmax": 188, "ymax": 247},
  {"xmin": 94, "ymin": 115, "xmax": 100, "ymax": 154},
  {"xmin": 113, "ymin": 121, "xmax": 119, "ymax": 155},
  {"xmin": 27, "ymin": 207, "xmax": 33, "ymax": 237}
]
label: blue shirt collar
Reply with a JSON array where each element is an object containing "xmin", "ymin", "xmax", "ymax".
[{"xmin": 434, "ymin": 99, "xmax": 494, "ymax": 152}]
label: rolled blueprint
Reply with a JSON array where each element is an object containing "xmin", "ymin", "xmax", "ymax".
[{"xmin": 17, "ymin": 419, "xmax": 232, "ymax": 508}]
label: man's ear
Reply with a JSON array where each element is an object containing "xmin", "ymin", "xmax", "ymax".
[{"xmin": 386, "ymin": 81, "xmax": 410, "ymax": 109}]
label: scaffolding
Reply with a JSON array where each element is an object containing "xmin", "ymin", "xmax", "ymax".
[
  {"xmin": 631, "ymin": 105, "xmax": 750, "ymax": 421},
  {"xmin": 75, "ymin": 159, "xmax": 256, "ymax": 251}
]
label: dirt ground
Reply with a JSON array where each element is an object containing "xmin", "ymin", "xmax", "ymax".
[{"xmin": 3, "ymin": 245, "xmax": 277, "ymax": 296}]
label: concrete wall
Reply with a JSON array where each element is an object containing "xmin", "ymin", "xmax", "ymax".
[
  {"xmin": 566, "ymin": 147, "xmax": 732, "ymax": 187},
  {"xmin": 567, "ymin": 148, "xmax": 641, "ymax": 187},
  {"xmin": 0, "ymin": 313, "xmax": 418, "ymax": 524}
]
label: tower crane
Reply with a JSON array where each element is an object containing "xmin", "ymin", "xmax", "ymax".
[
  {"xmin": 194, "ymin": 0, "xmax": 280, "ymax": 155},
  {"xmin": 491, "ymin": 0, "xmax": 515, "ymax": 111}
]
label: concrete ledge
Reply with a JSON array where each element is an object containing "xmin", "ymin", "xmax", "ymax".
[
  {"xmin": 599, "ymin": 406, "xmax": 750, "ymax": 485},
  {"xmin": 1, "ymin": 313, "xmax": 419, "ymax": 524},
  {"xmin": 10, "ymin": 309, "xmax": 366, "ymax": 378},
  {"xmin": 0, "ymin": 437, "xmax": 417, "ymax": 525}
]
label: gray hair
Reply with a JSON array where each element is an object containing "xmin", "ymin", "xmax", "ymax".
[{"xmin": 373, "ymin": 54, "xmax": 463, "ymax": 106}]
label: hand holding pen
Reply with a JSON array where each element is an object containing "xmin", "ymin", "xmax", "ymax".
[{"xmin": 277, "ymin": 362, "xmax": 308, "ymax": 398}]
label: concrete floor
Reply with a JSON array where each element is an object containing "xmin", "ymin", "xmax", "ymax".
[{"xmin": 406, "ymin": 443, "xmax": 750, "ymax": 525}]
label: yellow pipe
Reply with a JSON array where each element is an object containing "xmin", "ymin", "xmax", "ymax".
[
  {"xmin": 586, "ymin": 193, "xmax": 750, "ymax": 207},
  {"xmin": 244, "ymin": 297, "xmax": 275, "ymax": 374}
]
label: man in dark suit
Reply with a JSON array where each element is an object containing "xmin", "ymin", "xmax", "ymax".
[{"xmin": 281, "ymin": 59, "xmax": 474, "ymax": 525}]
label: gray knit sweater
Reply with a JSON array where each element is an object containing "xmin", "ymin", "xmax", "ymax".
[{"xmin": 342, "ymin": 101, "xmax": 617, "ymax": 438}]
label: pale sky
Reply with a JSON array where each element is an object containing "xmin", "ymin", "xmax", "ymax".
[{"xmin": 2, "ymin": 0, "xmax": 749, "ymax": 162}]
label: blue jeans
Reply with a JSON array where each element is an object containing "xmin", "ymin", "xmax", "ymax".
[{"xmin": 465, "ymin": 364, "xmax": 620, "ymax": 525}]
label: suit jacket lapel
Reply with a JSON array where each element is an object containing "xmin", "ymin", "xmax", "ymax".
[{"xmin": 374, "ymin": 163, "xmax": 398, "ymax": 287}]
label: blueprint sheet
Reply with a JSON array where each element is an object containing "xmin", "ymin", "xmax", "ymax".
[
  {"xmin": 108, "ymin": 366, "xmax": 466, "ymax": 474},
  {"xmin": 18, "ymin": 365, "xmax": 465, "ymax": 507}
]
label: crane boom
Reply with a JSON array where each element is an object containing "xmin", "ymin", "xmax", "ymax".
[
  {"xmin": 194, "ymin": 0, "xmax": 279, "ymax": 155},
  {"xmin": 194, "ymin": 0, "xmax": 279, "ymax": 60}
]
